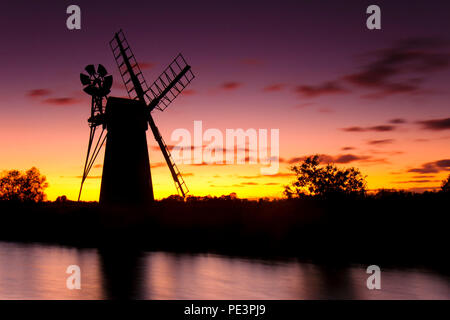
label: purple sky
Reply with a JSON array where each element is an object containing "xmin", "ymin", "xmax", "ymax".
[{"xmin": 1, "ymin": 0, "xmax": 449, "ymax": 199}]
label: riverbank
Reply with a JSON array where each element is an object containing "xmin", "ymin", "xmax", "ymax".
[{"xmin": 0, "ymin": 193, "xmax": 448, "ymax": 271}]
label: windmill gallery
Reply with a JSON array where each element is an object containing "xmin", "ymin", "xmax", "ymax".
[{"xmin": 78, "ymin": 30, "xmax": 194, "ymax": 205}]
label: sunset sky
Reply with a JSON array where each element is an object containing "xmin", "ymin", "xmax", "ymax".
[{"xmin": 0, "ymin": 0, "xmax": 449, "ymax": 201}]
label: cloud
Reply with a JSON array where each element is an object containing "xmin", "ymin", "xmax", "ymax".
[
  {"xmin": 395, "ymin": 179, "xmax": 440, "ymax": 184},
  {"xmin": 341, "ymin": 126, "xmax": 366, "ymax": 132},
  {"xmin": 75, "ymin": 176, "xmax": 101, "ymax": 179},
  {"xmin": 411, "ymin": 175, "xmax": 436, "ymax": 179},
  {"xmin": 294, "ymin": 81, "xmax": 349, "ymax": 98},
  {"xmin": 368, "ymin": 125, "xmax": 396, "ymax": 132},
  {"xmin": 182, "ymin": 89, "xmax": 197, "ymax": 95},
  {"xmin": 238, "ymin": 172, "xmax": 295, "ymax": 179},
  {"xmin": 287, "ymin": 153, "xmax": 370, "ymax": 165},
  {"xmin": 341, "ymin": 146, "xmax": 355, "ymax": 151},
  {"xmin": 221, "ymin": 82, "xmax": 242, "ymax": 90},
  {"xmin": 182, "ymin": 172, "xmax": 194, "ymax": 177},
  {"xmin": 417, "ymin": 118, "xmax": 450, "ymax": 131},
  {"xmin": 334, "ymin": 154, "xmax": 371, "ymax": 164},
  {"xmin": 42, "ymin": 97, "xmax": 80, "ymax": 105},
  {"xmin": 344, "ymin": 38, "xmax": 450, "ymax": 97},
  {"xmin": 138, "ymin": 61, "xmax": 155, "ymax": 70},
  {"xmin": 294, "ymin": 38, "xmax": 450, "ymax": 101},
  {"xmin": 341, "ymin": 125, "xmax": 396, "ymax": 132},
  {"xmin": 408, "ymin": 159, "xmax": 450, "ymax": 174},
  {"xmin": 150, "ymin": 162, "xmax": 166, "ymax": 168},
  {"xmin": 367, "ymin": 139, "xmax": 394, "ymax": 145},
  {"xmin": 27, "ymin": 89, "xmax": 52, "ymax": 97},
  {"xmin": 93, "ymin": 164, "xmax": 103, "ymax": 169},
  {"xmin": 263, "ymin": 84, "xmax": 285, "ymax": 92},
  {"xmin": 389, "ymin": 118, "xmax": 407, "ymax": 124}
]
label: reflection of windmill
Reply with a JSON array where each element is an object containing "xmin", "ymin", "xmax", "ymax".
[{"xmin": 78, "ymin": 30, "xmax": 194, "ymax": 205}]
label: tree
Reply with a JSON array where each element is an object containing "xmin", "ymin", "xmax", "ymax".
[
  {"xmin": 0, "ymin": 167, "xmax": 48, "ymax": 202},
  {"xmin": 56, "ymin": 195, "xmax": 68, "ymax": 203},
  {"xmin": 284, "ymin": 155, "xmax": 367, "ymax": 198},
  {"xmin": 442, "ymin": 174, "xmax": 450, "ymax": 193}
]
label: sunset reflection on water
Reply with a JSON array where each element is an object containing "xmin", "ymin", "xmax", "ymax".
[{"xmin": 0, "ymin": 242, "xmax": 448, "ymax": 300}]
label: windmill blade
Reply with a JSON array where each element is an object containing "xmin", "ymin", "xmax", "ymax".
[
  {"xmin": 98, "ymin": 87, "xmax": 111, "ymax": 97},
  {"xmin": 145, "ymin": 54, "xmax": 195, "ymax": 112},
  {"xmin": 103, "ymin": 75, "xmax": 113, "ymax": 92},
  {"xmin": 97, "ymin": 64, "xmax": 108, "ymax": 77},
  {"xmin": 85, "ymin": 64, "xmax": 96, "ymax": 76},
  {"xmin": 83, "ymin": 85, "xmax": 100, "ymax": 96},
  {"xmin": 147, "ymin": 114, "xmax": 189, "ymax": 198},
  {"xmin": 109, "ymin": 30, "xmax": 149, "ymax": 103},
  {"xmin": 80, "ymin": 73, "xmax": 91, "ymax": 86}
]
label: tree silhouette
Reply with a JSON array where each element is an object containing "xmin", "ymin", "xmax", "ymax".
[
  {"xmin": 284, "ymin": 155, "xmax": 367, "ymax": 198},
  {"xmin": 0, "ymin": 167, "xmax": 48, "ymax": 202},
  {"xmin": 442, "ymin": 174, "xmax": 450, "ymax": 193}
]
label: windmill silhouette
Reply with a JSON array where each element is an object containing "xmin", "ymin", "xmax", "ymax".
[{"xmin": 78, "ymin": 30, "xmax": 194, "ymax": 205}]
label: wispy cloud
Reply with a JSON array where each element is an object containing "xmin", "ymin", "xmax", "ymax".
[
  {"xmin": 263, "ymin": 83, "xmax": 286, "ymax": 92},
  {"xmin": 394, "ymin": 179, "xmax": 441, "ymax": 184},
  {"xmin": 408, "ymin": 159, "xmax": 450, "ymax": 174},
  {"xmin": 27, "ymin": 89, "xmax": 52, "ymax": 97},
  {"xmin": 182, "ymin": 89, "xmax": 197, "ymax": 95},
  {"xmin": 75, "ymin": 176, "xmax": 101, "ymax": 179},
  {"xmin": 42, "ymin": 97, "xmax": 80, "ymax": 105},
  {"xmin": 294, "ymin": 38, "xmax": 450, "ymax": 100},
  {"xmin": 150, "ymin": 162, "xmax": 166, "ymax": 168},
  {"xmin": 294, "ymin": 81, "xmax": 348, "ymax": 98},
  {"xmin": 341, "ymin": 125, "xmax": 396, "ymax": 132},
  {"xmin": 345, "ymin": 38, "xmax": 450, "ymax": 98},
  {"xmin": 238, "ymin": 172, "xmax": 295, "ymax": 179},
  {"xmin": 417, "ymin": 117, "xmax": 450, "ymax": 131},
  {"xmin": 367, "ymin": 139, "xmax": 395, "ymax": 145},
  {"xmin": 389, "ymin": 118, "xmax": 407, "ymax": 124},
  {"xmin": 287, "ymin": 153, "xmax": 372, "ymax": 165},
  {"xmin": 221, "ymin": 82, "xmax": 242, "ymax": 90},
  {"xmin": 138, "ymin": 61, "xmax": 155, "ymax": 70}
]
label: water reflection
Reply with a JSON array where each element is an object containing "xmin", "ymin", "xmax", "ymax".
[{"xmin": 0, "ymin": 242, "xmax": 448, "ymax": 299}]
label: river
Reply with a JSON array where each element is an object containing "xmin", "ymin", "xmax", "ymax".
[{"xmin": 0, "ymin": 241, "xmax": 448, "ymax": 299}]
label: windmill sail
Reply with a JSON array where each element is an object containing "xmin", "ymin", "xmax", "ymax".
[
  {"xmin": 110, "ymin": 30, "xmax": 150, "ymax": 103},
  {"xmin": 144, "ymin": 54, "xmax": 195, "ymax": 111},
  {"xmin": 109, "ymin": 29, "xmax": 192, "ymax": 198}
]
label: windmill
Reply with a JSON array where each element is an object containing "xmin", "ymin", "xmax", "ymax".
[{"xmin": 78, "ymin": 29, "xmax": 194, "ymax": 205}]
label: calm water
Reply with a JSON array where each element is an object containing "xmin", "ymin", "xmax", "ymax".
[{"xmin": 0, "ymin": 241, "xmax": 448, "ymax": 299}]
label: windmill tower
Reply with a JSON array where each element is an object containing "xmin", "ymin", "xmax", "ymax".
[{"xmin": 78, "ymin": 30, "xmax": 194, "ymax": 205}]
